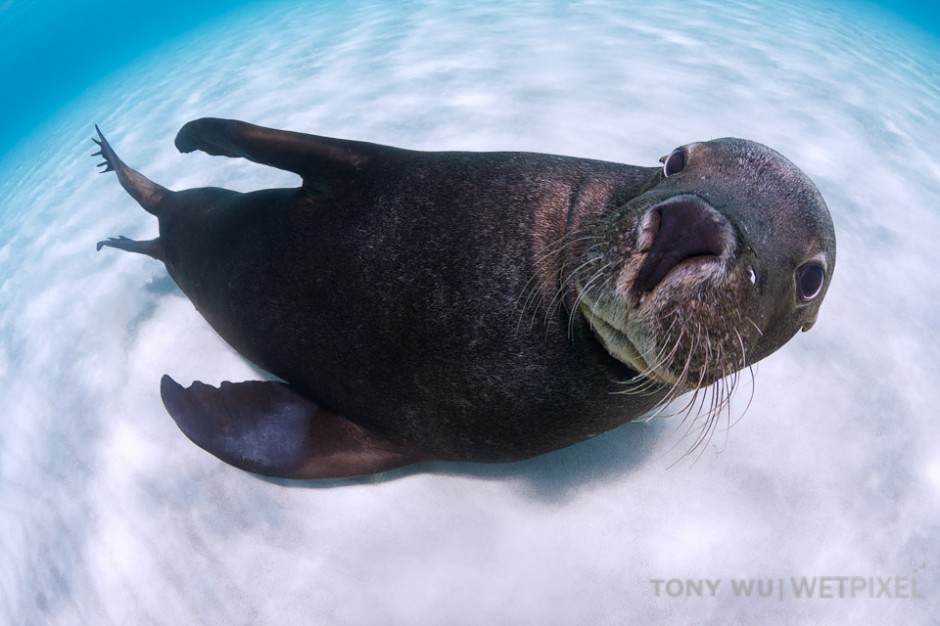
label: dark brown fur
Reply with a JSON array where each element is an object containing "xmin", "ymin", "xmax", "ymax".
[{"xmin": 96, "ymin": 119, "xmax": 834, "ymax": 478}]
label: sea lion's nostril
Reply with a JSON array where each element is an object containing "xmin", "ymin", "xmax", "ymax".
[{"xmin": 633, "ymin": 197, "xmax": 731, "ymax": 295}]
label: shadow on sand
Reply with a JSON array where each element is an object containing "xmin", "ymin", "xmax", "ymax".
[{"xmin": 261, "ymin": 418, "xmax": 671, "ymax": 502}]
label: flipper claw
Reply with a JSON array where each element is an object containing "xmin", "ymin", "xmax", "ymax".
[
  {"xmin": 91, "ymin": 125, "xmax": 168, "ymax": 213},
  {"xmin": 96, "ymin": 236, "xmax": 164, "ymax": 259},
  {"xmin": 91, "ymin": 128, "xmax": 117, "ymax": 173}
]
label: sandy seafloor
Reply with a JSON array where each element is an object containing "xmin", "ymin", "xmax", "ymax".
[{"xmin": 1, "ymin": 1, "xmax": 938, "ymax": 624}]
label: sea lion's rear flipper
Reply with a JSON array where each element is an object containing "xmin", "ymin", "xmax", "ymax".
[
  {"xmin": 173, "ymin": 118, "xmax": 394, "ymax": 191},
  {"xmin": 96, "ymin": 236, "xmax": 165, "ymax": 261},
  {"xmin": 93, "ymin": 126, "xmax": 169, "ymax": 260},
  {"xmin": 159, "ymin": 376, "xmax": 426, "ymax": 479},
  {"xmin": 93, "ymin": 125, "xmax": 169, "ymax": 214}
]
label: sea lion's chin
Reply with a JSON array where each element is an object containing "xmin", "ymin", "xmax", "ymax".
[
  {"xmin": 579, "ymin": 303, "xmax": 674, "ymax": 386},
  {"xmin": 580, "ymin": 298, "xmax": 685, "ymax": 389},
  {"xmin": 580, "ymin": 258, "xmax": 745, "ymax": 392}
]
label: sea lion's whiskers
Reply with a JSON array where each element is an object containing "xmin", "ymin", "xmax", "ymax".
[
  {"xmin": 567, "ymin": 263, "xmax": 615, "ymax": 338},
  {"xmin": 653, "ymin": 323, "xmax": 725, "ymax": 464},
  {"xmin": 516, "ymin": 229, "xmax": 596, "ymax": 297},
  {"xmin": 723, "ymin": 330, "xmax": 757, "ymax": 429},
  {"xmin": 656, "ymin": 319, "xmax": 754, "ymax": 465},
  {"xmin": 686, "ymin": 333, "xmax": 739, "ymax": 458},
  {"xmin": 643, "ymin": 329, "xmax": 697, "ymax": 425},
  {"xmin": 514, "ymin": 229, "xmax": 601, "ymax": 332},
  {"xmin": 703, "ymin": 366, "xmax": 734, "ymax": 455},
  {"xmin": 613, "ymin": 319, "xmax": 684, "ymax": 398},
  {"xmin": 745, "ymin": 317, "xmax": 763, "ymax": 337},
  {"xmin": 544, "ymin": 256, "xmax": 608, "ymax": 331},
  {"xmin": 640, "ymin": 316, "xmax": 683, "ymax": 374}
]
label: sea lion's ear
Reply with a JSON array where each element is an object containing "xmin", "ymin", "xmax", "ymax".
[
  {"xmin": 174, "ymin": 118, "xmax": 403, "ymax": 193},
  {"xmin": 160, "ymin": 376, "xmax": 426, "ymax": 480}
]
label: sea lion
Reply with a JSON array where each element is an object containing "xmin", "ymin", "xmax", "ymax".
[{"xmin": 94, "ymin": 118, "xmax": 835, "ymax": 479}]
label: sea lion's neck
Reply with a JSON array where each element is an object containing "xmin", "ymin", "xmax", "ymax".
[{"xmin": 534, "ymin": 166, "xmax": 660, "ymax": 319}]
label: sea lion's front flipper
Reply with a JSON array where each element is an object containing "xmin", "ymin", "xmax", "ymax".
[
  {"xmin": 174, "ymin": 118, "xmax": 396, "ymax": 191},
  {"xmin": 160, "ymin": 376, "xmax": 426, "ymax": 479}
]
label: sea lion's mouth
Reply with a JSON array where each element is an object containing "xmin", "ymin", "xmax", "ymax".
[
  {"xmin": 580, "ymin": 305, "xmax": 668, "ymax": 382},
  {"xmin": 577, "ymin": 194, "xmax": 738, "ymax": 387},
  {"xmin": 632, "ymin": 196, "xmax": 732, "ymax": 298}
]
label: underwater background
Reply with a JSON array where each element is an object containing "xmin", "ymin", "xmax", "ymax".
[{"xmin": 1, "ymin": 1, "xmax": 939, "ymax": 624}]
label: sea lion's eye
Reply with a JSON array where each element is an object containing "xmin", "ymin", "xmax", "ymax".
[
  {"xmin": 662, "ymin": 148, "xmax": 686, "ymax": 177},
  {"xmin": 795, "ymin": 262, "xmax": 826, "ymax": 302}
]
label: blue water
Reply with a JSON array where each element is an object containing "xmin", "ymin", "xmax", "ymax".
[
  {"xmin": 0, "ymin": 0, "xmax": 937, "ymax": 158},
  {"xmin": 0, "ymin": 0, "xmax": 257, "ymax": 155}
]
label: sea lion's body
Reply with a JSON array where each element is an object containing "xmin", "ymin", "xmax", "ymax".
[
  {"xmin": 164, "ymin": 150, "xmax": 658, "ymax": 461},
  {"xmin": 95, "ymin": 118, "xmax": 835, "ymax": 479}
]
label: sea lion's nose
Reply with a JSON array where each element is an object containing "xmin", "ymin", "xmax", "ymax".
[{"xmin": 633, "ymin": 196, "xmax": 732, "ymax": 295}]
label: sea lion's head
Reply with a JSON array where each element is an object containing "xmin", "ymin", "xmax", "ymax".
[{"xmin": 579, "ymin": 138, "xmax": 836, "ymax": 391}]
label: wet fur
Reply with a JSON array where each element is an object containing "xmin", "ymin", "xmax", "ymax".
[{"xmin": 95, "ymin": 119, "xmax": 835, "ymax": 476}]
